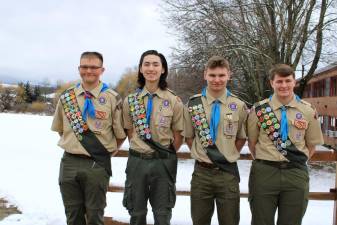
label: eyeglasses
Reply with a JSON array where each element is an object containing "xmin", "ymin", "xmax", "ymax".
[{"xmin": 79, "ymin": 65, "xmax": 102, "ymax": 70}]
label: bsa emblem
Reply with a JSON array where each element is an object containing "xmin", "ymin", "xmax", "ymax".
[
  {"xmin": 98, "ymin": 96, "xmax": 106, "ymax": 105},
  {"xmin": 228, "ymin": 102, "xmax": 237, "ymax": 111}
]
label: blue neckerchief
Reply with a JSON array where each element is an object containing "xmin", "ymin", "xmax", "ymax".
[
  {"xmin": 78, "ymin": 82, "xmax": 109, "ymax": 121},
  {"xmin": 269, "ymin": 94, "xmax": 301, "ymax": 142},
  {"xmin": 202, "ymin": 87, "xmax": 230, "ymax": 143},
  {"xmin": 146, "ymin": 93, "xmax": 154, "ymax": 125}
]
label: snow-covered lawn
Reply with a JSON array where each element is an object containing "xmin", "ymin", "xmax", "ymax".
[{"xmin": 0, "ymin": 113, "xmax": 335, "ymax": 225}]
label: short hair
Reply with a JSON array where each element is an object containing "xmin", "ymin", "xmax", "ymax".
[
  {"xmin": 205, "ymin": 56, "xmax": 230, "ymax": 71},
  {"xmin": 80, "ymin": 51, "xmax": 103, "ymax": 65},
  {"xmin": 269, "ymin": 64, "xmax": 295, "ymax": 80},
  {"xmin": 137, "ymin": 50, "xmax": 168, "ymax": 90}
]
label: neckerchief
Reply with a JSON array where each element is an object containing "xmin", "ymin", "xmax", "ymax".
[{"xmin": 76, "ymin": 83, "xmax": 109, "ymax": 121}]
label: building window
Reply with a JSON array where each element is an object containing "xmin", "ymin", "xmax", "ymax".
[
  {"xmin": 331, "ymin": 77, "xmax": 337, "ymax": 96},
  {"xmin": 313, "ymin": 80, "xmax": 325, "ymax": 97}
]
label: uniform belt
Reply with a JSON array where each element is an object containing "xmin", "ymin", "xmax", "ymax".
[
  {"xmin": 64, "ymin": 151, "xmax": 92, "ymax": 159},
  {"xmin": 129, "ymin": 148, "xmax": 170, "ymax": 159},
  {"xmin": 255, "ymin": 159, "xmax": 307, "ymax": 170},
  {"xmin": 196, "ymin": 161, "xmax": 219, "ymax": 170}
]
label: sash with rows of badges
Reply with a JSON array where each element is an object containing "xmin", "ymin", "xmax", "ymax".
[
  {"xmin": 127, "ymin": 92, "xmax": 152, "ymax": 140},
  {"xmin": 188, "ymin": 96, "xmax": 240, "ymax": 180},
  {"xmin": 60, "ymin": 87, "xmax": 112, "ymax": 176},
  {"xmin": 60, "ymin": 88, "xmax": 88, "ymax": 141},
  {"xmin": 187, "ymin": 102, "xmax": 213, "ymax": 148},
  {"xmin": 255, "ymin": 102, "xmax": 303, "ymax": 157}
]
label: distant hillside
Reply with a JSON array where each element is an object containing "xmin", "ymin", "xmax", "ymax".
[{"xmin": 0, "ymin": 75, "xmax": 19, "ymax": 84}]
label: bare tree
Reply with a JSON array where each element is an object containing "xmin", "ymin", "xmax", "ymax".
[{"xmin": 162, "ymin": 0, "xmax": 337, "ymax": 104}]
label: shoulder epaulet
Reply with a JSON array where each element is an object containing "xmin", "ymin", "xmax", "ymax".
[
  {"xmin": 105, "ymin": 88, "xmax": 118, "ymax": 97},
  {"xmin": 228, "ymin": 92, "xmax": 238, "ymax": 98},
  {"xmin": 105, "ymin": 88, "xmax": 122, "ymax": 102},
  {"xmin": 299, "ymin": 99, "xmax": 317, "ymax": 112},
  {"xmin": 189, "ymin": 93, "xmax": 202, "ymax": 100},
  {"xmin": 299, "ymin": 99, "xmax": 311, "ymax": 106},
  {"xmin": 61, "ymin": 85, "xmax": 76, "ymax": 95},
  {"xmin": 166, "ymin": 88, "xmax": 177, "ymax": 96},
  {"xmin": 252, "ymin": 98, "xmax": 268, "ymax": 108}
]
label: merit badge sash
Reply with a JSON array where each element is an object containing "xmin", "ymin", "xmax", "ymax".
[
  {"xmin": 128, "ymin": 92, "xmax": 176, "ymax": 155},
  {"xmin": 60, "ymin": 88, "xmax": 112, "ymax": 176},
  {"xmin": 254, "ymin": 102, "xmax": 307, "ymax": 165},
  {"xmin": 188, "ymin": 96, "xmax": 240, "ymax": 180}
]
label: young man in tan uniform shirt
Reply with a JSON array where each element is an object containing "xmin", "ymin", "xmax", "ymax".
[
  {"xmin": 184, "ymin": 56, "xmax": 248, "ymax": 225},
  {"xmin": 247, "ymin": 64, "xmax": 324, "ymax": 225},
  {"xmin": 122, "ymin": 50, "xmax": 183, "ymax": 225},
  {"xmin": 51, "ymin": 52, "xmax": 126, "ymax": 225}
]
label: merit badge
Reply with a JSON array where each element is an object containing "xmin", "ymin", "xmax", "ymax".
[
  {"xmin": 295, "ymin": 112, "xmax": 302, "ymax": 119},
  {"xmin": 95, "ymin": 110, "xmax": 107, "ymax": 119},
  {"xmin": 228, "ymin": 102, "xmax": 237, "ymax": 111},
  {"xmin": 163, "ymin": 99, "xmax": 170, "ymax": 108},
  {"xmin": 98, "ymin": 96, "xmax": 106, "ymax": 105}
]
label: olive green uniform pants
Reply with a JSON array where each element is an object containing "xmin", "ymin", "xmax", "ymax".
[
  {"xmin": 191, "ymin": 163, "xmax": 240, "ymax": 225},
  {"xmin": 58, "ymin": 152, "xmax": 110, "ymax": 225},
  {"xmin": 249, "ymin": 160, "xmax": 309, "ymax": 225},
  {"xmin": 123, "ymin": 153, "xmax": 177, "ymax": 225}
]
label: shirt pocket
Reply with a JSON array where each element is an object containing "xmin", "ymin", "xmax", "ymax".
[
  {"xmin": 156, "ymin": 110, "xmax": 173, "ymax": 128},
  {"xmin": 223, "ymin": 113, "xmax": 239, "ymax": 136},
  {"xmin": 289, "ymin": 119, "xmax": 307, "ymax": 143}
]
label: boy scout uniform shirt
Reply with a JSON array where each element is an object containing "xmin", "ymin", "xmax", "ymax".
[
  {"xmin": 51, "ymin": 82, "xmax": 126, "ymax": 156},
  {"xmin": 247, "ymin": 95, "xmax": 324, "ymax": 161},
  {"xmin": 123, "ymin": 87, "xmax": 184, "ymax": 154},
  {"xmin": 183, "ymin": 89, "xmax": 248, "ymax": 163}
]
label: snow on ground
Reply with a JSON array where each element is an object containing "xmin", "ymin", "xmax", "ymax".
[{"xmin": 0, "ymin": 113, "xmax": 335, "ymax": 225}]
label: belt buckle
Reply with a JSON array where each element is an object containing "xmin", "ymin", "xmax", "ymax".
[
  {"xmin": 280, "ymin": 162, "xmax": 288, "ymax": 169},
  {"xmin": 141, "ymin": 153, "xmax": 154, "ymax": 159}
]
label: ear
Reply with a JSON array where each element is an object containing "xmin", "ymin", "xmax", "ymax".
[
  {"xmin": 269, "ymin": 79, "xmax": 274, "ymax": 88},
  {"xmin": 161, "ymin": 68, "xmax": 165, "ymax": 74},
  {"xmin": 203, "ymin": 70, "xmax": 207, "ymax": 80},
  {"xmin": 101, "ymin": 67, "xmax": 105, "ymax": 73}
]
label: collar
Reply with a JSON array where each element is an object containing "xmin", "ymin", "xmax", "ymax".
[
  {"xmin": 74, "ymin": 82, "xmax": 103, "ymax": 98},
  {"xmin": 139, "ymin": 87, "xmax": 166, "ymax": 99},
  {"xmin": 203, "ymin": 88, "xmax": 229, "ymax": 105},
  {"xmin": 269, "ymin": 94, "xmax": 300, "ymax": 110}
]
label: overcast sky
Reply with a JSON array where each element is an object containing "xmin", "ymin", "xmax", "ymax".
[{"xmin": 0, "ymin": 0, "xmax": 176, "ymax": 85}]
